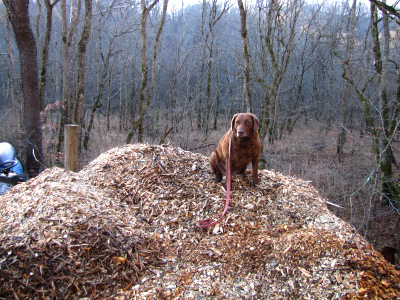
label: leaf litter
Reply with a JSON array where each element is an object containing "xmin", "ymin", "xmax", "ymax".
[{"xmin": 0, "ymin": 144, "xmax": 399, "ymax": 299}]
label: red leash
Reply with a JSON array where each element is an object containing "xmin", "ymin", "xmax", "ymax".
[{"xmin": 199, "ymin": 132, "xmax": 232, "ymax": 228}]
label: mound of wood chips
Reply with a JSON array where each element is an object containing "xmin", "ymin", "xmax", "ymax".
[{"xmin": 1, "ymin": 144, "xmax": 399, "ymax": 299}]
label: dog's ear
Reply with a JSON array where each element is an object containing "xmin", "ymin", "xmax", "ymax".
[
  {"xmin": 252, "ymin": 114, "xmax": 260, "ymax": 132},
  {"xmin": 231, "ymin": 114, "xmax": 238, "ymax": 132}
]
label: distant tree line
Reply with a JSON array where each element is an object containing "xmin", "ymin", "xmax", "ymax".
[{"xmin": 0, "ymin": 0, "xmax": 399, "ymax": 207}]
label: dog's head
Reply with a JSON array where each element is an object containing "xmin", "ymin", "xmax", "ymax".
[{"xmin": 231, "ymin": 113, "xmax": 260, "ymax": 138}]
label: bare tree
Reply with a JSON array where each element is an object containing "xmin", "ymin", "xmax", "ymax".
[
  {"xmin": 127, "ymin": 0, "xmax": 168, "ymax": 143},
  {"xmin": 255, "ymin": 0, "xmax": 303, "ymax": 143},
  {"xmin": 369, "ymin": 0, "xmax": 400, "ymax": 25},
  {"xmin": 83, "ymin": 1, "xmax": 128, "ymax": 149},
  {"xmin": 370, "ymin": 0, "xmax": 397, "ymax": 204},
  {"xmin": 56, "ymin": 0, "xmax": 82, "ymax": 154},
  {"xmin": 3, "ymin": 0, "xmax": 43, "ymax": 175},
  {"xmin": 73, "ymin": 0, "xmax": 92, "ymax": 132},
  {"xmin": 337, "ymin": 0, "xmax": 357, "ymax": 161},
  {"xmin": 238, "ymin": 0, "xmax": 252, "ymax": 112},
  {"xmin": 284, "ymin": 3, "xmax": 323, "ymax": 135},
  {"xmin": 204, "ymin": 0, "xmax": 230, "ymax": 134},
  {"xmin": 39, "ymin": 0, "xmax": 61, "ymax": 111},
  {"xmin": 341, "ymin": 0, "xmax": 400, "ymax": 208},
  {"xmin": 194, "ymin": 0, "xmax": 231, "ymax": 134}
]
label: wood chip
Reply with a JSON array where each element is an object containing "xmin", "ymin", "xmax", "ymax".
[{"xmin": 0, "ymin": 144, "xmax": 399, "ymax": 299}]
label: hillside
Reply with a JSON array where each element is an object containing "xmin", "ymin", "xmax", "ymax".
[{"xmin": 1, "ymin": 144, "xmax": 399, "ymax": 299}]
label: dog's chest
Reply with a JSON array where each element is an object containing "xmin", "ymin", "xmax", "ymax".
[{"xmin": 230, "ymin": 141, "xmax": 257, "ymax": 163}]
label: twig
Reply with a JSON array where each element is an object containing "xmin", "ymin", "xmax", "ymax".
[
  {"xmin": 33, "ymin": 149, "xmax": 47, "ymax": 169},
  {"xmin": 326, "ymin": 201, "xmax": 343, "ymax": 208},
  {"xmin": 115, "ymin": 225, "xmax": 128, "ymax": 242},
  {"xmin": 318, "ymin": 268, "xmax": 352, "ymax": 272},
  {"xmin": 153, "ymin": 154, "xmax": 166, "ymax": 173}
]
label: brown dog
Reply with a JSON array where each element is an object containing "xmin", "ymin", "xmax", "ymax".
[{"xmin": 210, "ymin": 113, "xmax": 261, "ymax": 186}]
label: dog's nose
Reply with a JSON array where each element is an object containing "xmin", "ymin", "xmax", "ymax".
[{"xmin": 237, "ymin": 129, "xmax": 245, "ymax": 137}]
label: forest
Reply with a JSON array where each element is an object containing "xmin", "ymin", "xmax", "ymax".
[{"xmin": 0, "ymin": 0, "xmax": 399, "ymax": 251}]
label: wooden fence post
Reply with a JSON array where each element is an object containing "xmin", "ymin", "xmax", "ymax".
[{"xmin": 64, "ymin": 124, "xmax": 79, "ymax": 172}]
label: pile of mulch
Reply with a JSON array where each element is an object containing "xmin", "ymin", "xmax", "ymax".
[{"xmin": 1, "ymin": 144, "xmax": 399, "ymax": 299}]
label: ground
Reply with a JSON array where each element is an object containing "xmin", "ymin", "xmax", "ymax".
[{"xmin": 1, "ymin": 144, "xmax": 399, "ymax": 298}]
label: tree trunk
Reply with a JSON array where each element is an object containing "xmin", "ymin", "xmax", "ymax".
[
  {"xmin": 5, "ymin": 7, "xmax": 16, "ymax": 110},
  {"xmin": 371, "ymin": 1, "xmax": 397, "ymax": 206},
  {"xmin": 73, "ymin": 0, "xmax": 92, "ymax": 128},
  {"xmin": 3, "ymin": 0, "xmax": 43, "ymax": 176},
  {"xmin": 237, "ymin": 0, "xmax": 252, "ymax": 112},
  {"xmin": 213, "ymin": 73, "xmax": 221, "ymax": 130},
  {"xmin": 127, "ymin": 0, "xmax": 168, "ymax": 144},
  {"xmin": 106, "ymin": 62, "xmax": 115, "ymax": 131},
  {"xmin": 257, "ymin": 0, "xmax": 300, "ymax": 143},
  {"xmin": 204, "ymin": 35, "xmax": 214, "ymax": 135},
  {"xmin": 337, "ymin": 0, "xmax": 357, "ymax": 161},
  {"xmin": 83, "ymin": 34, "xmax": 116, "ymax": 149},
  {"xmin": 56, "ymin": 0, "xmax": 81, "ymax": 155},
  {"xmin": 39, "ymin": 0, "xmax": 60, "ymax": 112}
]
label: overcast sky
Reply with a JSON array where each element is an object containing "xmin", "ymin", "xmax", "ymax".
[
  {"xmin": 167, "ymin": 0, "xmax": 199, "ymax": 11},
  {"xmin": 166, "ymin": 0, "xmax": 398, "ymax": 10}
]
